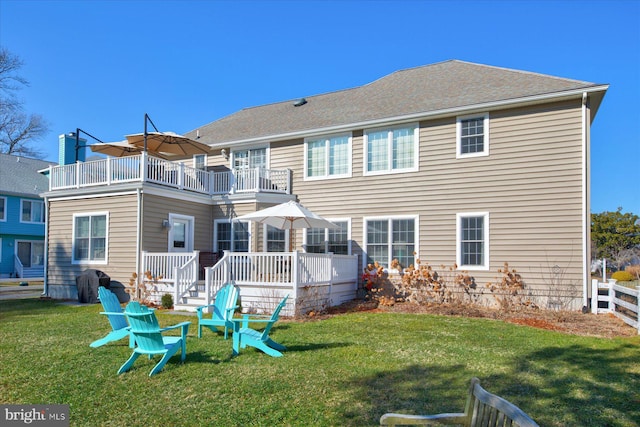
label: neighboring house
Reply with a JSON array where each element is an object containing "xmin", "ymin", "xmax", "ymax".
[
  {"xmin": 42, "ymin": 60, "xmax": 608, "ymax": 311},
  {"xmin": 0, "ymin": 154, "xmax": 56, "ymax": 279}
]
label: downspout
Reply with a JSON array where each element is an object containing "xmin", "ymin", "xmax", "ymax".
[
  {"xmin": 42, "ymin": 195, "xmax": 49, "ymax": 297},
  {"xmin": 581, "ymin": 92, "xmax": 590, "ymax": 310},
  {"xmin": 136, "ymin": 188, "xmax": 142, "ymax": 299}
]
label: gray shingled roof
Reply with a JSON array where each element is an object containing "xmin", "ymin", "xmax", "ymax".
[
  {"xmin": 0, "ymin": 154, "xmax": 55, "ymax": 197},
  {"xmin": 190, "ymin": 60, "xmax": 605, "ymax": 146}
]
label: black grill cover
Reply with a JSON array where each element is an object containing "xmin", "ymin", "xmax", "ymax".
[{"xmin": 76, "ymin": 269, "xmax": 110, "ymax": 303}]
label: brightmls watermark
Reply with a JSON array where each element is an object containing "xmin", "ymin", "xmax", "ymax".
[{"xmin": 1, "ymin": 405, "xmax": 69, "ymax": 426}]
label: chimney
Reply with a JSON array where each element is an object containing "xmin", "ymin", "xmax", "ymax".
[{"xmin": 58, "ymin": 133, "xmax": 86, "ymax": 165}]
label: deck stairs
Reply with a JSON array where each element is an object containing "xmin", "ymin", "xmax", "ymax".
[{"xmin": 173, "ymin": 281, "xmax": 209, "ymax": 312}]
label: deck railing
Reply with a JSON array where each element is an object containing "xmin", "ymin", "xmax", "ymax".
[
  {"xmin": 203, "ymin": 251, "xmax": 359, "ymax": 315},
  {"xmin": 48, "ymin": 153, "xmax": 291, "ymax": 195}
]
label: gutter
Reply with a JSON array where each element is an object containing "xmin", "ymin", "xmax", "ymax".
[
  {"xmin": 582, "ymin": 91, "xmax": 589, "ymax": 310},
  {"xmin": 42, "ymin": 195, "xmax": 49, "ymax": 297}
]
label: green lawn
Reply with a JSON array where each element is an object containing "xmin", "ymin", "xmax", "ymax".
[{"xmin": 1, "ymin": 299, "xmax": 639, "ymax": 427}]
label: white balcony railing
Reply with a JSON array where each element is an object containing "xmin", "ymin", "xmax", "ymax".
[{"xmin": 48, "ymin": 153, "xmax": 291, "ymax": 196}]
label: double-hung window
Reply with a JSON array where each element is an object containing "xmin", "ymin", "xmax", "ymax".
[
  {"xmin": 215, "ymin": 220, "xmax": 250, "ymax": 252},
  {"xmin": 457, "ymin": 113, "xmax": 489, "ymax": 158},
  {"xmin": 21, "ymin": 200, "xmax": 45, "ymax": 224},
  {"xmin": 364, "ymin": 124, "xmax": 418, "ymax": 175},
  {"xmin": 193, "ymin": 154, "xmax": 207, "ymax": 170},
  {"xmin": 265, "ymin": 225, "xmax": 287, "ymax": 252},
  {"xmin": 304, "ymin": 220, "xmax": 350, "ymax": 255},
  {"xmin": 456, "ymin": 212, "xmax": 489, "ymax": 270},
  {"xmin": 364, "ymin": 217, "xmax": 417, "ymax": 269},
  {"xmin": 73, "ymin": 212, "xmax": 108, "ymax": 263},
  {"xmin": 305, "ymin": 134, "xmax": 351, "ymax": 179}
]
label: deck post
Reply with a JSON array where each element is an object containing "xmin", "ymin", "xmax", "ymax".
[{"xmin": 291, "ymin": 251, "xmax": 299, "ymax": 303}]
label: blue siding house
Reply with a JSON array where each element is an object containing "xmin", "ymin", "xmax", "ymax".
[{"xmin": 0, "ymin": 154, "xmax": 56, "ymax": 279}]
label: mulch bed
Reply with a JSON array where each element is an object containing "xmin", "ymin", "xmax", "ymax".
[{"xmin": 314, "ymin": 299, "xmax": 637, "ymax": 339}]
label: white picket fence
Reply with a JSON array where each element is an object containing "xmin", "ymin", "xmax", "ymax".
[{"xmin": 591, "ymin": 279, "xmax": 640, "ymax": 334}]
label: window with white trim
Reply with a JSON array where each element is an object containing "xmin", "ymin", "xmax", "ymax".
[
  {"xmin": 193, "ymin": 154, "xmax": 207, "ymax": 170},
  {"xmin": 304, "ymin": 220, "xmax": 350, "ymax": 255},
  {"xmin": 265, "ymin": 225, "xmax": 287, "ymax": 252},
  {"xmin": 305, "ymin": 134, "xmax": 351, "ymax": 179},
  {"xmin": 364, "ymin": 217, "xmax": 417, "ymax": 269},
  {"xmin": 457, "ymin": 114, "xmax": 489, "ymax": 158},
  {"xmin": 73, "ymin": 212, "xmax": 108, "ymax": 263},
  {"xmin": 0, "ymin": 197, "xmax": 6, "ymax": 221},
  {"xmin": 456, "ymin": 212, "xmax": 489, "ymax": 270},
  {"xmin": 20, "ymin": 200, "xmax": 45, "ymax": 224},
  {"xmin": 364, "ymin": 124, "xmax": 418, "ymax": 175},
  {"xmin": 232, "ymin": 148, "xmax": 267, "ymax": 170},
  {"xmin": 215, "ymin": 220, "xmax": 250, "ymax": 252}
]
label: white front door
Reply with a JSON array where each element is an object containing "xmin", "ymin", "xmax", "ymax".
[{"xmin": 168, "ymin": 214, "xmax": 194, "ymax": 252}]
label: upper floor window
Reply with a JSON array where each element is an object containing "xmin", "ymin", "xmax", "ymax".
[
  {"xmin": 305, "ymin": 134, "xmax": 351, "ymax": 180},
  {"xmin": 364, "ymin": 217, "xmax": 417, "ymax": 269},
  {"xmin": 232, "ymin": 148, "xmax": 267, "ymax": 170},
  {"xmin": 73, "ymin": 212, "xmax": 108, "ymax": 263},
  {"xmin": 0, "ymin": 197, "xmax": 5, "ymax": 221},
  {"xmin": 456, "ymin": 212, "xmax": 489, "ymax": 270},
  {"xmin": 20, "ymin": 200, "xmax": 45, "ymax": 224},
  {"xmin": 364, "ymin": 124, "xmax": 418, "ymax": 175},
  {"xmin": 193, "ymin": 154, "xmax": 207, "ymax": 170},
  {"xmin": 304, "ymin": 220, "xmax": 350, "ymax": 255},
  {"xmin": 457, "ymin": 114, "xmax": 489, "ymax": 158}
]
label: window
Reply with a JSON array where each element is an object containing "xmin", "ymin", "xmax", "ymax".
[
  {"xmin": 304, "ymin": 220, "xmax": 350, "ymax": 255},
  {"xmin": 193, "ymin": 154, "xmax": 207, "ymax": 170},
  {"xmin": 265, "ymin": 225, "xmax": 287, "ymax": 252},
  {"xmin": 73, "ymin": 212, "xmax": 108, "ymax": 263},
  {"xmin": 215, "ymin": 220, "xmax": 250, "ymax": 252},
  {"xmin": 0, "ymin": 197, "xmax": 6, "ymax": 221},
  {"xmin": 456, "ymin": 212, "xmax": 489, "ymax": 270},
  {"xmin": 232, "ymin": 148, "xmax": 267, "ymax": 170},
  {"xmin": 364, "ymin": 217, "xmax": 417, "ymax": 269},
  {"xmin": 305, "ymin": 134, "xmax": 351, "ymax": 179},
  {"xmin": 457, "ymin": 114, "xmax": 489, "ymax": 158},
  {"xmin": 20, "ymin": 200, "xmax": 45, "ymax": 224},
  {"xmin": 364, "ymin": 124, "xmax": 418, "ymax": 175}
]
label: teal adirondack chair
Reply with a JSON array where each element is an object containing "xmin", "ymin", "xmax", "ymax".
[
  {"xmin": 196, "ymin": 283, "xmax": 239, "ymax": 339},
  {"xmin": 90, "ymin": 287, "xmax": 133, "ymax": 348},
  {"xmin": 232, "ymin": 295, "xmax": 289, "ymax": 357},
  {"xmin": 118, "ymin": 301, "xmax": 191, "ymax": 377}
]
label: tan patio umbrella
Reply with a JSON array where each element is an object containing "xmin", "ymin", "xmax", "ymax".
[
  {"xmin": 235, "ymin": 200, "xmax": 339, "ymax": 251},
  {"xmin": 89, "ymin": 140, "xmax": 171, "ymax": 159},
  {"xmin": 125, "ymin": 131, "xmax": 210, "ymax": 156}
]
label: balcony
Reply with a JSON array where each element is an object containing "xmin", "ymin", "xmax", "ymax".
[{"xmin": 48, "ymin": 153, "xmax": 291, "ymax": 196}]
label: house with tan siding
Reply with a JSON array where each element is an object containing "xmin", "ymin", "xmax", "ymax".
[{"xmin": 42, "ymin": 60, "xmax": 607, "ymax": 312}]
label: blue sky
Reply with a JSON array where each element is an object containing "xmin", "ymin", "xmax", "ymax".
[{"xmin": 1, "ymin": 0, "xmax": 638, "ymax": 215}]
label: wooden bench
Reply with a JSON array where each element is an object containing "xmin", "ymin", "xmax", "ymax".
[{"xmin": 380, "ymin": 377, "xmax": 539, "ymax": 427}]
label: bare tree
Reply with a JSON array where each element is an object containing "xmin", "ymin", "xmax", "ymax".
[{"xmin": 0, "ymin": 47, "xmax": 49, "ymax": 158}]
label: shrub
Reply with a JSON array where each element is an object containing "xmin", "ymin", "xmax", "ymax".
[
  {"xmin": 161, "ymin": 293, "xmax": 173, "ymax": 309},
  {"xmin": 394, "ymin": 259, "xmax": 476, "ymax": 305},
  {"xmin": 625, "ymin": 265, "xmax": 640, "ymax": 280},
  {"xmin": 486, "ymin": 262, "xmax": 537, "ymax": 312},
  {"xmin": 612, "ymin": 270, "xmax": 634, "ymax": 282}
]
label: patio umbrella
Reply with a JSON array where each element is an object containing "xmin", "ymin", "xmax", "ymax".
[
  {"xmin": 126, "ymin": 131, "xmax": 210, "ymax": 156},
  {"xmin": 235, "ymin": 200, "xmax": 339, "ymax": 250},
  {"xmin": 89, "ymin": 140, "xmax": 170, "ymax": 160}
]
